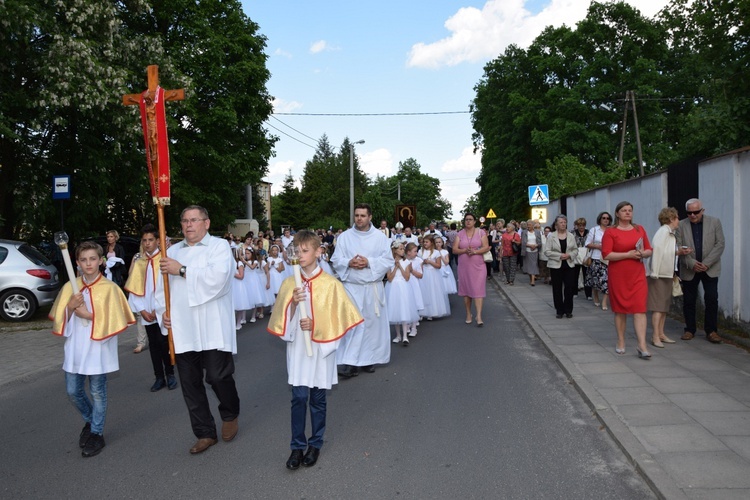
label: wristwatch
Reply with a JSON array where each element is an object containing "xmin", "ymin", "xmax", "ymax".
[{"xmin": 179, "ymin": 266, "xmax": 186, "ymax": 277}]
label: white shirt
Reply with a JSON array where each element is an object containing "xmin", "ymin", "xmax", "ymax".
[
  {"xmin": 155, "ymin": 233, "xmax": 236, "ymax": 354},
  {"xmin": 63, "ymin": 278, "xmax": 119, "ymax": 375}
]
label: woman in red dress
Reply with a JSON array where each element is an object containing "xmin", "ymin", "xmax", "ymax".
[{"xmin": 602, "ymin": 201, "xmax": 653, "ymax": 359}]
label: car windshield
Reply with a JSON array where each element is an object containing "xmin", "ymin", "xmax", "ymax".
[{"xmin": 18, "ymin": 244, "xmax": 52, "ymax": 266}]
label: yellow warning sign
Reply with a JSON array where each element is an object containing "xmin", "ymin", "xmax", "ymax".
[
  {"xmin": 531, "ymin": 207, "xmax": 547, "ymax": 224},
  {"xmin": 486, "ymin": 208, "xmax": 497, "ymax": 219}
]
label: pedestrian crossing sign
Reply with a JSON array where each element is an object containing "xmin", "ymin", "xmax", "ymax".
[
  {"xmin": 531, "ymin": 207, "xmax": 547, "ymax": 224},
  {"xmin": 528, "ymin": 184, "xmax": 549, "ymax": 206},
  {"xmin": 486, "ymin": 208, "xmax": 497, "ymax": 219}
]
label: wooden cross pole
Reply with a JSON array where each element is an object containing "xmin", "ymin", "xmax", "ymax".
[{"xmin": 123, "ymin": 65, "xmax": 184, "ymax": 365}]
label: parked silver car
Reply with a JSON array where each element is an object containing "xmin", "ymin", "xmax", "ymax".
[{"xmin": 0, "ymin": 239, "xmax": 61, "ymax": 321}]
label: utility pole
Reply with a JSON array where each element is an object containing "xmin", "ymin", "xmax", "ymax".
[{"xmin": 618, "ymin": 90, "xmax": 645, "ymax": 176}]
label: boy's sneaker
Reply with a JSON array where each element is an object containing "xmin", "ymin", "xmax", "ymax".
[
  {"xmin": 78, "ymin": 422, "xmax": 91, "ymax": 448},
  {"xmin": 82, "ymin": 433, "xmax": 105, "ymax": 457}
]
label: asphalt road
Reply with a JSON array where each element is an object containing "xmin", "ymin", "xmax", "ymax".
[{"xmin": 1, "ymin": 285, "xmax": 655, "ymax": 499}]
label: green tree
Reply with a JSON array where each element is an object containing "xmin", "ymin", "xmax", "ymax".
[
  {"xmin": 300, "ymin": 135, "xmax": 367, "ymax": 229},
  {"xmin": 147, "ymin": 0, "xmax": 276, "ymax": 232},
  {"xmin": 394, "ymin": 158, "xmax": 451, "ymax": 228},
  {"xmin": 0, "ymin": 0, "xmax": 275, "ymax": 242},
  {"xmin": 660, "ymin": 0, "xmax": 750, "ymax": 159},
  {"xmin": 274, "ymin": 170, "xmax": 304, "ymax": 232},
  {"xmin": 471, "ymin": 1, "xmax": 678, "ymax": 219},
  {"xmin": 1, "ymin": 0, "xmax": 164, "ymax": 241}
]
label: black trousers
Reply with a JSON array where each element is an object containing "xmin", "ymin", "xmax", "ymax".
[
  {"xmin": 145, "ymin": 323, "xmax": 173, "ymax": 379},
  {"xmin": 682, "ymin": 272, "xmax": 719, "ymax": 335},
  {"xmin": 550, "ymin": 265, "xmax": 576, "ymax": 315},
  {"xmin": 175, "ymin": 350, "xmax": 240, "ymax": 439}
]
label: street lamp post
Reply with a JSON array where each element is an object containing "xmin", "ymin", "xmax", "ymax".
[{"xmin": 349, "ymin": 139, "xmax": 365, "ymax": 227}]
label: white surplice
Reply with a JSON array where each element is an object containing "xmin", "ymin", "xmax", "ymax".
[
  {"xmin": 155, "ymin": 233, "xmax": 236, "ymax": 354},
  {"xmin": 331, "ymin": 223, "xmax": 394, "ymax": 366}
]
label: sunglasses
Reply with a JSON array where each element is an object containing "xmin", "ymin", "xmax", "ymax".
[
  {"xmin": 687, "ymin": 209, "xmax": 703, "ymax": 215},
  {"xmin": 601, "ymin": 216, "xmax": 610, "ymax": 220}
]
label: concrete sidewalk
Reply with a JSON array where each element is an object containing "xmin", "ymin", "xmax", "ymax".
[
  {"xmin": 0, "ymin": 324, "xmax": 139, "ymax": 387},
  {"xmin": 494, "ymin": 274, "xmax": 750, "ymax": 499}
]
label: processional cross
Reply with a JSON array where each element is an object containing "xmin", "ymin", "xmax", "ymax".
[{"xmin": 122, "ymin": 65, "xmax": 184, "ymax": 364}]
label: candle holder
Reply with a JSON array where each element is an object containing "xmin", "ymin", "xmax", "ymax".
[
  {"xmin": 54, "ymin": 232, "xmax": 88, "ymax": 326},
  {"xmin": 286, "ymin": 245, "xmax": 313, "ymax": 356}
]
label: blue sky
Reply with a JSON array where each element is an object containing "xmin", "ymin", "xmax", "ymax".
[{"xmin": 241, "ymin": 0, "xmax": 670, "ymax": 219}]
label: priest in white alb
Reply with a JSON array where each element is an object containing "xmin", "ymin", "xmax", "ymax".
[{"xmin": 332, "ymin": 203, "xmax": 394, "ymax": 377}]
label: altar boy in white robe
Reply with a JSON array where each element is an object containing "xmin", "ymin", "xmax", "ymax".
[
  {"xmin": 267, "ymin": 230, "xmax": 363, "ymax": 470},
  {"xmin": 331, "ymin": 203, "xmax": 394, "ymax": 377},
  {"xmin": 49, "ymin": 241, "xmax": 135, "ymax": 458}
]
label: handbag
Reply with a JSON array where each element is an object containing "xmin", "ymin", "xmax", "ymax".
[
  {"xmin": 672, "ymin": 276, "xmax": 683, "ymax": 297},
  {"xmin": 583, "ymin": 248, "xmax": 593, "ymax": 267},
  {"xmin": 483, "ymin": 250, "xmax": 493, "ymax": 263},
  {"xmin": 511, "ymin": 238, "xmax": 521, "ymax": 254}
]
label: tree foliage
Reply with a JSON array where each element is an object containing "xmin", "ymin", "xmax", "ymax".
[
  {"xmin": 471, "ymin": 0, "xmax": 750, "ymax": 221},
  {"xmin": 0, "ymin": 0, "xmax": 275, "ymax": 242},
  {"xmin": 272, "ymin": 139, "xmax": 452, "ymax": 232}
]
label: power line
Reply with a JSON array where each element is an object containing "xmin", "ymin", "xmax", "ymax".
[
  {"xmin": 273, "ymin": 111, "xmax": 470, "ymax": 116},
  {"xmin": 266, "ymin": 122, "xmax": 317, "ymax": 149},
  {"xmin": 269, "ymin": 115, "xmax": 320, "ymax": 143}
]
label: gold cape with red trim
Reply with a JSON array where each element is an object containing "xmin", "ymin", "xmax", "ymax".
[
  {"xmin": 124, "ymin": 251, "xmax": 161, "ymax": 297},
  {"xmin": 49, "ymin": 275, "xmax": 136, "ymax": 341},
  {"xmin": 267, "ymin": 269, "xmax": 363, "ymax": 343}
]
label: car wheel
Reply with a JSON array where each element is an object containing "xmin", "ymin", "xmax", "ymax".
[{"xmin": 0, "ymin": 289, "xmax": 38, "ymax": 322}]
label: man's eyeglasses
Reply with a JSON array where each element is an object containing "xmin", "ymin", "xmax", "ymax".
[
  {"xmin": 686, "ymin": 209, "xmax": 703, "ymax": 216},
  {"xmin": 181, "ymin": 218, "xmax": 207, "ymax": 225}
]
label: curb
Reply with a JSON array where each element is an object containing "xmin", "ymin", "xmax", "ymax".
[{"xmin": 492, "ymin": 275, "xmax": 687, "ymax": 500}]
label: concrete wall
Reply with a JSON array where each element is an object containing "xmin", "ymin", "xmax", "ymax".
[{"xmin": 545, "ymin": 149, "xmax": 748, "ymax": 327}]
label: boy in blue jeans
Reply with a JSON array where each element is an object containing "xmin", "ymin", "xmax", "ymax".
[
  {"xmin": 50, "ymin": 241, "xmax": 135, "ymax": 457},
  {"xmin": 267, "ymin": 230, "xmax": 363, "ymax": 469}
]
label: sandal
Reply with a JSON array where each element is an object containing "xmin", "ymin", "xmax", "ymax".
[{"xmin": 681, "ymin": 332, "xmax": 694, "ymax": 340}]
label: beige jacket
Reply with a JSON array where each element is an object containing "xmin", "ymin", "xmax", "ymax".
[
  {"xmin": 676, "ymin": 215, "xmax": 724, "ymax": 280},
  {"xmin": 648, "ymin": 225, "xmax": 677, "ymax": 279},
  {"xmin": 544, "ymin": 231, "xmax": 578, "ymax": 269}
]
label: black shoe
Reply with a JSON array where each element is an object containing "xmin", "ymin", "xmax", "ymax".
[
  {"xmin": 78, "ymin": 422, "xmax": 91, "ymax": 449},
  {"xmin": 565, "ymin": 313, "xmax": 573, "ymax": 318},
  {"xmin": 556, "ymin": 314, "xmax": 563, "ymax": 319},
  {"xmin": 286, "ymin": 449, "xmax": 304, "ymax": 470},
  {"xmin": 302, "ymin": 446, "xmax": 320, "ymax": 467},
  {"xmin": 338, "ymin": 365, "xmax": 359, "ymax": 378},
  {"xmin": 82, "ymin": 433, "xmax": 105, "ymax": 457},
  {"xmin": 362, "ymin": 365, "xmax": 376, "ymax": 373},
  {"xmin": 150, "ymin": 378, "xmax": 166, "ymax": 392},
  {"xmin": 167, "ymin": 374, "xmax": 178, "ymax": 390}
]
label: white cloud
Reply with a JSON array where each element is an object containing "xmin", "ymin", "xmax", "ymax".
[
  {"xmin": 266, "ymin": 160, "xmax": 302, "ymax": 195},
  {"xmin": 272, "ymin": 97, "xmax": 303, "ymax": 113},
  {"xmin": 359, "ymin": 148, "xmax": 394, "ymax": 177},
  {"xmin": 268, "ymin": 159, "xmax": 294, "ymax": 177},
  {"xmin": 407, "ymin": 0, "xmax": 671, "ymax": 69},
  {"xmin": 309, "ymin": 40, "xmax": 340, "ymax": 54},
  {"xmin": 441, "ymin": 146, "xmax": 482, "ymax": 173},
  {"xmin": 273, "ymin": 48, "xmax": 292, "ymax": 58}
]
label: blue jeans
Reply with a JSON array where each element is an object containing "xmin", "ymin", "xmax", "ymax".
[
  {"xmin": 65, "ymin": 372, "xmax": 107, "ymax": 435},
  {"xmin": 291, "ymin": 386, "xmax": 326, "ymax": 450},
  {"xmin": 682, "ymin": 272, "xmax": 719, "ymax": 335}
]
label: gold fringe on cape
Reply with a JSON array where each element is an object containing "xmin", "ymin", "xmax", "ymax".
[
  {"xmin": 124, "ymin": 251, "xmax": 161, "ymax": 297},
  {"xmin": 267, "ymin": 269, "xmax": 363, "ymax": 343},
  {"xmin": 49, "ymin": 275, "xmax": 136, "ymax": 341}
]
